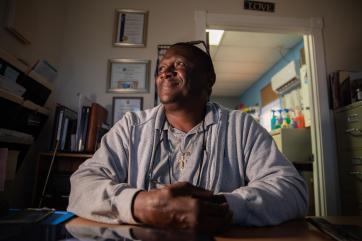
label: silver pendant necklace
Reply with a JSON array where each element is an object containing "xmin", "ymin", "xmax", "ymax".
[
  {"xmin": 168, "ymin": 126, "xmax": 195, "ymax": 173},
  {"xmin": 168, "ymin": 118, "xmax": 206, "ymax": 176},
  {"xmin": 177, "ymin": 151, "xmax": 189, "ymax": 172},
  {"xmin": 146, "ymin": 110, "xmax": 207, "ymax": 190}
]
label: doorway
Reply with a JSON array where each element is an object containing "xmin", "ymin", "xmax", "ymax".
[{"xmin": 195, "ymin": 11, "xmax": 339, "ymax": 216}]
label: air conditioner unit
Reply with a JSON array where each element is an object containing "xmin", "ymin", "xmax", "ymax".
[{"xmin": 271, "ymin": 60, "xmax": 300, "ymax": 94}]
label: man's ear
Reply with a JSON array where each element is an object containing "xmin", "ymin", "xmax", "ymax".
[{"xmin": 207, "ymin": 85, "xmax": 212, "ymax": 98}]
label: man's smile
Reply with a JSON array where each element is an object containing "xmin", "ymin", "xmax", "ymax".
[{"xmin": 159, "ymin": 79, "xmax": 182, "ymax": 90}]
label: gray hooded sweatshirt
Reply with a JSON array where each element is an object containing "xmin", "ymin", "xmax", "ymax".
[{"xmin": 68, "ymin": 102, "xmax": 308, "ymax": 226}]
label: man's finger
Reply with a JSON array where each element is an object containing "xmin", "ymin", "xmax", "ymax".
[
  {"xmin": 199, "ymin": 201, "xmax": 232, "ymax": 217},
  {"xmin": 166, "ymin": 182, "xmax": 213, "ymax": 197}
]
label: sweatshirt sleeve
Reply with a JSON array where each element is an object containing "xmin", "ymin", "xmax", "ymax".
[
  {"xmin": 220, "ymin": 114, "xmax": 308, "ymax": 226},
  {"xmin": 67, "ymin": 115, "xmax": 142, "ymax": 224}
]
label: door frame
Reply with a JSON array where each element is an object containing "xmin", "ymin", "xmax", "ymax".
[{"xmin": 194, "ymin": 11, "xmax": 339, "ymax": 215}]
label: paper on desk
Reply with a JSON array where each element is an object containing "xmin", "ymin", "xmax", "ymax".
[
  {"xmin": 6, "ymin": 150, "xmax": 19, "ymax": 181},
  {"xmin": 0, "ymin": 148, "xmax": 8, "ymax": 191}
]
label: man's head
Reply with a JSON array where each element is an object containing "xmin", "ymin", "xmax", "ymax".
[{"xmin": 156, "ymin": 42, "xmax": 216, "ymax": 106}]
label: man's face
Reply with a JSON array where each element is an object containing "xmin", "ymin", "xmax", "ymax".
[{"xmin": 156, "ymin": 47, "xmax": 209, "ymax": 105}]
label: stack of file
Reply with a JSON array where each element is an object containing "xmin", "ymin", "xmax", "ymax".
[{"xmin": 50, "ymin": 101, "xmax": 108, "ymax": 153}]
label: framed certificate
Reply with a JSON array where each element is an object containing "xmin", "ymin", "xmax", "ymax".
[
  {"xmin": 112, "ymin": 97, "xmax": 143, "ymax": 125},
  {"xmin": 113, "ymin": 9, "xmax": 148, "ymax": 47},
  {"xmin": 154, "ymin": 45, "xmax": 171, "ymax": 106},
  {"xmin": 108, "ymin": 59, "xmax": 150, "ymax": 93}
]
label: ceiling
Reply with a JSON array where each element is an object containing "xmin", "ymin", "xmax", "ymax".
[{"xmin": 209, "ymin": 31, "xmax": 302, "ymax": 97}]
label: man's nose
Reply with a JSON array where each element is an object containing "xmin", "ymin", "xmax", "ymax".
[{"xmin": 159, "ymin": 68, "xmax": 177, "ymax": 79}]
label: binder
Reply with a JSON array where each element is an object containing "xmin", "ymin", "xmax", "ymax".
[
  {"xmin": 85, "ymin": 103, "xmax": 108, "ymax": 153},
  {"xmin": 50, "ymin": 104, "xmax": 77, "ymax": 151},
  {"xmin": 77, "ymin": 106, "xmax": 90, "ymax": 152}
]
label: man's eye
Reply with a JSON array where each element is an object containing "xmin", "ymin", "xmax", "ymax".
[
  {"xmin": 175, "ymin": 61, "xmax": 186, "ymax": 68},
  {"xmin": 158, "ymin": 66, "xmax": 166, "ymax": 73}
]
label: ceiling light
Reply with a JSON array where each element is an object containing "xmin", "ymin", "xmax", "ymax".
[{"xmin": 206, "ymin": 29, "xmax": 224, "ymax": 46}]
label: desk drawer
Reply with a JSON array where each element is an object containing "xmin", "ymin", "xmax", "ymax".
[
  {"xmin": 338, "ymin": 149, "xmax": 362, "ymax": 215},
  {"xmin": 335, "ymin": 106, "xmax": 362, "ymax": 149},
  {"xmin": 335, "ymin": 132, "xmax": 362, "ymax": 150},
  {"xmin": 340, "ymin": 178, "xmax": 362, "ymax": 215},
  {"xmin": 338, "ymin": 149, "xmax": 362, "ymax": 168},
  {"xmin": 335, "ymin": 104, "xmax": 362, "ymax": 128}
]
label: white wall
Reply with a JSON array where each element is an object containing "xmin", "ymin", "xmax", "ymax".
[
  {"xmin": 54, "ymin": 0, "xmax": 362, "ymax": 120},
  {"xmin": 210, "ymin": 96, "xmax": 240, "ymax": 110},
  {"xmin": 0, "ymin": 0, "xmax": 66, "ymax": 68},
  {"xmin": 1, "ymin": 0, "xmax": 362, "ymax": 207}
]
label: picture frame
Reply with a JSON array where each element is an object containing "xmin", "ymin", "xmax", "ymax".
[
  {"xmin": 154, "ymin": 45, "xmax": 171, "ymax": 106},
  {"xmin": 112, "ymin": 97, "xmax": 143, "ymax": 125},
  {"xmin": 113, "ymin": 9, "xmax": 148, "ymax": 47},
  {"xmin": 4, "ymin": 0, "xmax": 32, "ymax": 44},
  {"xmin": 108, "ymin": 59, "xmax": 150, "ymax": 93}
]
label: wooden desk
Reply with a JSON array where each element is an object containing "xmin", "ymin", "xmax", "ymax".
[{"xmin": 65, "ymin": 216, "xmax": 362, "ymax": 241}]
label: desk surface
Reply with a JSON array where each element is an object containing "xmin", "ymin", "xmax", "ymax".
[
  {"xmin": 65, "ymin": 216, "xmax": 362, "ymax": 241},
  {"xmin": 1, "ymin": 216, "xmax": 361, "ymax": 241}
]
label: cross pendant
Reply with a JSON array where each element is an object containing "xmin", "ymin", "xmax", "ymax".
[{"xmin": 177, "ymin": 153, "xmax": 187, "ymax": 171}]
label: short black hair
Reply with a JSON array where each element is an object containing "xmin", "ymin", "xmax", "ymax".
[{"xmin": 170, "ymin": 42, "xmax": 216, "ymax": 95}]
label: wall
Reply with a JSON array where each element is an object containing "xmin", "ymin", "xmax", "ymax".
[
  {"xmin": 1, "ymin": 0, "xmax": 362, "ymax": 208},
  {"xmin": 210, "ymin": 96, "xmax": 240, "ymax": 109},
  {"xmin": 55, "ymin": 0, "xmax": 362, "ymax": 121},
  {"xmin": 55, "ymin": 0, "xmax": 207, "ymax": 121},
  {"xmin": 240, "ymin": 40, "xmax": 304, "ymax": 107},
  {"xmin": 0, "ymin": 0, "xmax": 65, "ymax": 68}
]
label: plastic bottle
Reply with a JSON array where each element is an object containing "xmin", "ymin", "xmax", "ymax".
[
  {"xmin": 294, "ymin": 109, "xmax": 305, "ymax": 128},
  {"xmin": 270, "ymin": 110, "xmax": 276, "ymax": 130},
  {"xmin": 290, "ymin": 109, "xmax": 297, "ymax": 128},
  {"xmin": 284, "ymin": 108, "xmax": 291, "ymax": 125},
  {"xmin": 281, "ymin": 109, "xmax": 289, "ymax": 128},
  {"xmin": 275, "ymin": 109, "xmax": 283, "ymax": 129}
]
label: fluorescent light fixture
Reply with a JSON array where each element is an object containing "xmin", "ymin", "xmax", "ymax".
[{"xmin": 206, "ymin": 29, "xmax": 224, "ymax": 45}]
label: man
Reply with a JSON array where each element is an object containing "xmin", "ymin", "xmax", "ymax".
[{"xmin": 68, "ymin": 41, "xmax": 308, "ymax": 231}]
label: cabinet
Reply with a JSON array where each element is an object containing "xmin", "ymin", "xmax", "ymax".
[
  {"xmin": 271, "ymin": 128, "xmax": 314, "ymax": 215},
  {"xmin": 34, "ymin": 152, "xmax": 92, "ymax": 210},
  {"xmin": 271, "ymin": 128, "xmax": 312, "ymax": 164},
  {"xmin": 334, "ymin": 101, "xmax": 362, "ymax": 215}
]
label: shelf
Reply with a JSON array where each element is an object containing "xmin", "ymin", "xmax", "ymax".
[
  {"xmin": 0, "ymin": 128, "xmax": 34, "ymax": 145},
  {"xmin": 0, "ymin": 48, "xmax": 53, "ymax": 91},
  {"xmin": 39, "ymin": 152, "xmax": 93, "ymax": 159},
  {"xmin": 0, "ymin": 49, "xmax": 28, "ymax": 73},
  {"xmin": 34, "ymin": 152, "xmax": 91, "ymax": 209},
  {"xmin": 27, "ymin": 70, "xmax": 54, "ymax": 91},
  {"xmin": 0, "ymin": 89, "xmax": 49, "ymax": 116},
  {"xmin": 270, "ymin": 127, "xmax": 310, "ymax": 136}
]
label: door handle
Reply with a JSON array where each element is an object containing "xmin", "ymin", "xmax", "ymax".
[
  {"xmin": 351, "ymin": 157, "xmax": 362, "ymax": 165},
  {"xmin": 345, "ymin": 128, "xmax": 362, "ymax": 136},
  {"xmin": 347, "ymin": 113, "xmax": 359, "ymax": 123},
  {"xmin": 349, "ymin": 171, "xmax": 362, "ymax": 176}
]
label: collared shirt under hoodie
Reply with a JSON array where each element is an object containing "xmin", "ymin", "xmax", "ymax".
[{"xmin": 150, "ymin": 105, "xmax": 215, "ymax": 189}]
